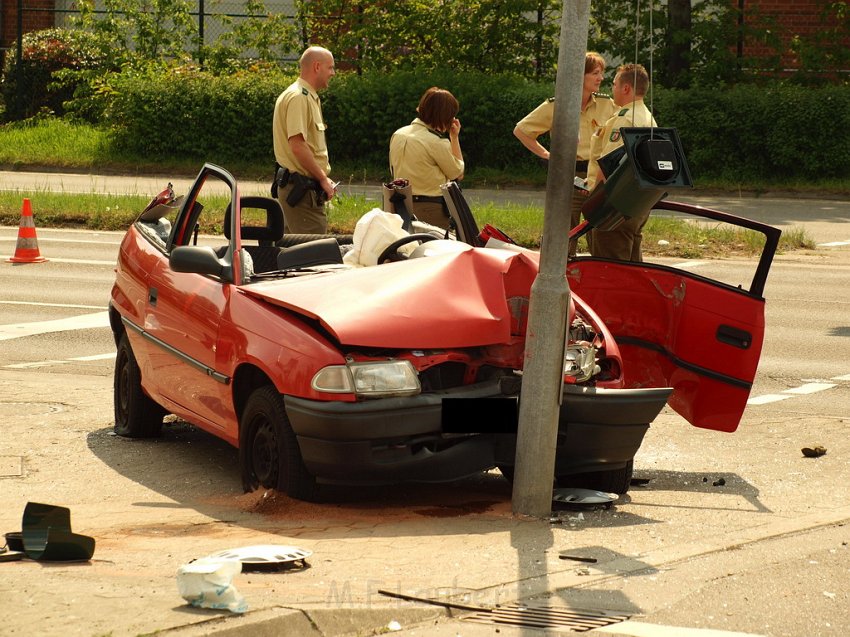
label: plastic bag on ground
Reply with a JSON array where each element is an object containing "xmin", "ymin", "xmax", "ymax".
[{"xmin": 176, "ymin": 559, "xmax": 247, "ymax": 613}]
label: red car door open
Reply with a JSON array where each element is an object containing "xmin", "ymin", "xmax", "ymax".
[{"xmin": 568, "ymin": 199, "xmax": 781, "ymax": 433}]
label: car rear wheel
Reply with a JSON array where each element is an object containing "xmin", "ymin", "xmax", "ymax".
[
  {"xmin": 556, "ymin": 459, "xmax": 634, "ymax": 495},
  {"xmin": 113, "ymin": 333, "xmax": 165, "ymax": 438},
  {"xmin": 240, "ymin": 386, "xmax": 317, "ymax": 501}
]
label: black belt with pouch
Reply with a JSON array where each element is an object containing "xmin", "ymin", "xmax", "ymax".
[
  {"xmin": 272, "ymin": 164, "xmax": 325, "ymax": 207},
  {"xmin": 412, "ymin": 195, "xmax": 445, "ymax": 204},
  {"xmin": 270, "ymin": 163, "xmax": 289, "ymax": 198}
]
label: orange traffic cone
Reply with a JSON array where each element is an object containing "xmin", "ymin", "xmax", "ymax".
[{"xmin": 7, "ymin": 198, "xmax": 47, "ymax": 263}]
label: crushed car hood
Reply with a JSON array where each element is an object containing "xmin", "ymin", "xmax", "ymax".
[{"xmin": 242, "ymin": 248, "xmax": 539, "ymax": 348}]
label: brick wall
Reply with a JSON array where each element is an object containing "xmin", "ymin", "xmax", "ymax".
[
  {"xmin": 2, "ymin": 0, "xmax": 56, "ymax": 56},
  {"xmin": 743, "ymin": 0, "xmax": 846, "ymax": 69}
]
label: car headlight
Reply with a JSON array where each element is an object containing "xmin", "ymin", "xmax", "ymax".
[
  {"xmin": 312, "ymin": 360, "xmax": 421, "ymax": 398},
  {"xmin": 564, "ymin": 343, "xmax": 597, "ymax": 382}
]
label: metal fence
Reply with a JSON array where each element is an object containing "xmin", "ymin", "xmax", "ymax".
[{"xmin": 3, "ymin": 0, "xmax": 301, "ymax": 66}]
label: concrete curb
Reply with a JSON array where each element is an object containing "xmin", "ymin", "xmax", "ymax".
[{"xmin": 159, "ymin": 606, "xmax": 443, "ymax": 636}]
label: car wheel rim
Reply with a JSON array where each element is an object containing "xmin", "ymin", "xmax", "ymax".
[
  {"xmin": 117, "ymin": 352, "xmax": 129, "ymax": 421},
  {"xmin": 251, "ymin": 419, "xmax": 278, "ymax": 487}
]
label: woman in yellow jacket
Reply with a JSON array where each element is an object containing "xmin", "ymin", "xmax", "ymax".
[{"xmin": 389, "ymin": 87, "xmax": 464, "ymax": 229}]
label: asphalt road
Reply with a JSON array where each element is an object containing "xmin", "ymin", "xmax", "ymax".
[{"xmin": 1, "ymin": 184, "xmax": 849, "ymax": 637}]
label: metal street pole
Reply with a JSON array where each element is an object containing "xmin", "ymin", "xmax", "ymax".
[{"xmin": 512, "ymin": 0, "xmax": 591, "ymax": 518}]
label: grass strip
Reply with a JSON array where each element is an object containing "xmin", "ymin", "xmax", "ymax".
[{"xmin": 0, "ymin": 190, "xmax": 813, "ymax": 257}]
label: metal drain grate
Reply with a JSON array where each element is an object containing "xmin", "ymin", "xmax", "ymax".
[{"xmin": 463, "ymin": 603, "xmax": 630, "ymax": 632}]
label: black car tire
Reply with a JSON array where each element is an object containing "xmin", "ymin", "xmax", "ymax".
[
  {"xmin": 241, "ymin": 386, "xmax": 318, "ymax": 501},
  {"xmin": 556, "ymin": 459, "xmax": 634, "ymax": 495},
  {"xmin": 114, "ymin": 333, "xmax": 165, "ymax": 438}
]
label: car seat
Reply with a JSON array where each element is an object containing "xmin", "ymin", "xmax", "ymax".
[
  {"xmin": 440, "ymin": 182, "xmax": 481, "ymax": 246},
  {"xmin": 277, "ymin": 237, "xmax": 344, "ymax": 270},
  {"xmin": 223, "ymin": 196, "xmax": 285, "ymax": 273}
]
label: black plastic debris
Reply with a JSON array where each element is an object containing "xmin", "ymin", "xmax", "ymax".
[
  {"xmin": 559, "ymin": 554, "xmax": 598, "ymax": 563},
  {"xmin": 21, "ymin": 502, "xmax": 95, "ymax": 561},
  {"xmin": 4, "ymin": 531, "xmax": 24, "ymax": 552}
]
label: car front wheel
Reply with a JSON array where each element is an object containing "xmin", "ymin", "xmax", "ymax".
[
  {"xmin": 239, "ymin": 386, "xmax": 317, "ymax": 501},
  {"xmin": 114, "ymin": 333, "xmax": 165, "ymax": 438}
]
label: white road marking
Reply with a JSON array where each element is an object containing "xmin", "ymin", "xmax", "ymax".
[
  {"xmin": 782, "ymin": 382, "xmax": 837, "ymax": 394},
  {"xmin": 0, "ymin": 311, "xmax": 109, "ymax": 341},
  {"xmin": 748, "ymin": 380, "xmax": 840, "ymax": 405},
  {"xmin": 832, "ymin": 373, "xmax": 850, "ymax": 381},
  {"xmin": 673, "ymin": 260, "xmax": 708, "ymax": 269},
  {"xmin": 818, "ymin": 240, "xmax": 850, "ymax": 247},
  {"xmin": 5, "ymin": 360, "xmax": 68, "ymax": 369},
  {"xmin": 0, "ymin": 300, "xmax": 106, "ymax": 310},
  {"xmin": 1, "ymin": 255, "xmax": 114, "ymax": 265},
  {"xmin": 72, "ymin": 353, "xmax": 115, "ymax": 362},
  {"xmin": 748, "ymin": 394, "xmax": 794, "ymax": 405},
  {"xmin": 0, "ymin": 236, "xmax": 120, "ymax": 245},
  {"xmin": 4, "ymin": 352, "xmax": 115, "ymax": 369}
]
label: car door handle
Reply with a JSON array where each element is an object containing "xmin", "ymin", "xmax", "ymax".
[
  {"xmin": 716, "ymin": 324, "xmax": 751, "ymax": 349},
  {"xmin": 149, "ymin": 287, "xmax": 158, "ymax": 306}
]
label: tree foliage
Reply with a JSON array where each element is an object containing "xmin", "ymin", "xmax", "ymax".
[
  {"xmin": 588, "ymin": 0, "xmax": 849, "ymax": 87},
  {"xmin": 787, "ymin": 1, "xmax": 850, "ymax": 83},
  {"xmin": 200, "ymin": 0, "xmax": 300, "ymax": 73},
  {"xmin": 0, "ymin": 27, "xmax": 118, "ymax": 121},
  {"xmin": 73, "ymin": 0, "xmax": 197, "ymax": 62},
  {"xmin": 299, "ymin": 0, "xmax": 848, "ymax": 88},
  {"xmin": 71, "ymin": 0, "xmax": 298, "ymax": 71},
  {"xmin": 298, "ymin": 0, "xmax": 562, "ymax": 77}
]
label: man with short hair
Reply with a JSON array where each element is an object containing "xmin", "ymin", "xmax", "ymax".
[
  {"xmin": 273, "ymin": 46, "xmax": 337, "ymax": 234},
  {"xmin": 587, "ymin": 63, "xmax": 658, "ymax": 261}
]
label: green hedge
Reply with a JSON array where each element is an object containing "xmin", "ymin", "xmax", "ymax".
[
  {"xmin": 654, "ymin": 85, "xmax": 850, "ymax": 181},
  {"xmin": 1, "ymin": 28, "xmax": 116, "ymax": 122},
  {"xmin": 102, "ymin": 68, "xmax": 850, "ymax": 181},
  {"xmin": 323, "ymin": 70, "xmax": 552, "ymax": 174},
  {"xmin": 104, "ymin": 66, "xmax": 289, "ymax": 163}
]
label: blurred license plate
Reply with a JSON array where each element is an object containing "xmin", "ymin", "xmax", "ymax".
[{"xmin": 441, "ymin": 397, "xmax": 518, "ymax": 434}]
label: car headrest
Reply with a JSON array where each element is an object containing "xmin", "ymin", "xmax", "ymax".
[{"xmin": 224, "ymin": 196, "xmax": 285, "ymax": 244}]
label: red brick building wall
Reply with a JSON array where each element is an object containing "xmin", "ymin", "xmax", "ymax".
[
  {"xmin": 742, "ymin": 0, "xmax": 846, "ymax": 69},
  {"xmin": 1, "ymin": 0, "xmax": 56, "ymax": 61}
]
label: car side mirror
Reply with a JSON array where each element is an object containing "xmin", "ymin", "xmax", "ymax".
[
  {"xmin": 581, "ymin": 127, "xmax": 693, "ymax": 231},
  {"xmin": 170, "ymin": 245, "xmax": 232, "ymax": 281}
]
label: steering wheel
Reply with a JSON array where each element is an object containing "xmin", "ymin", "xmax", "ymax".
[{"xmin": 377, "ymin": 233, "xmax": 439, "ymax": 264}]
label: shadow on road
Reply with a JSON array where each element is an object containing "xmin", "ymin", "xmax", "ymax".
[{"xmin": 86, "ymin": 419, "xmax": 770, "ymax": 540}]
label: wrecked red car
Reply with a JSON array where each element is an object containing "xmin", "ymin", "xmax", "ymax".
[{"xmin": 109, "ymin": 163, "xmax": 779, "ymax": 501}]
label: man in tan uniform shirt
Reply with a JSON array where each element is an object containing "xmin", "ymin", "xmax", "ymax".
[
  {"xmin": 514, "ymin": 52, "xmax": 615, "ymax": 256},
  {"xmin": 587, "ymin": 63, "xmax": 658, "ymax": 262},
  {"xmin": 272, "ymin": 46, "xmax": 336, "ymax": 235}
]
